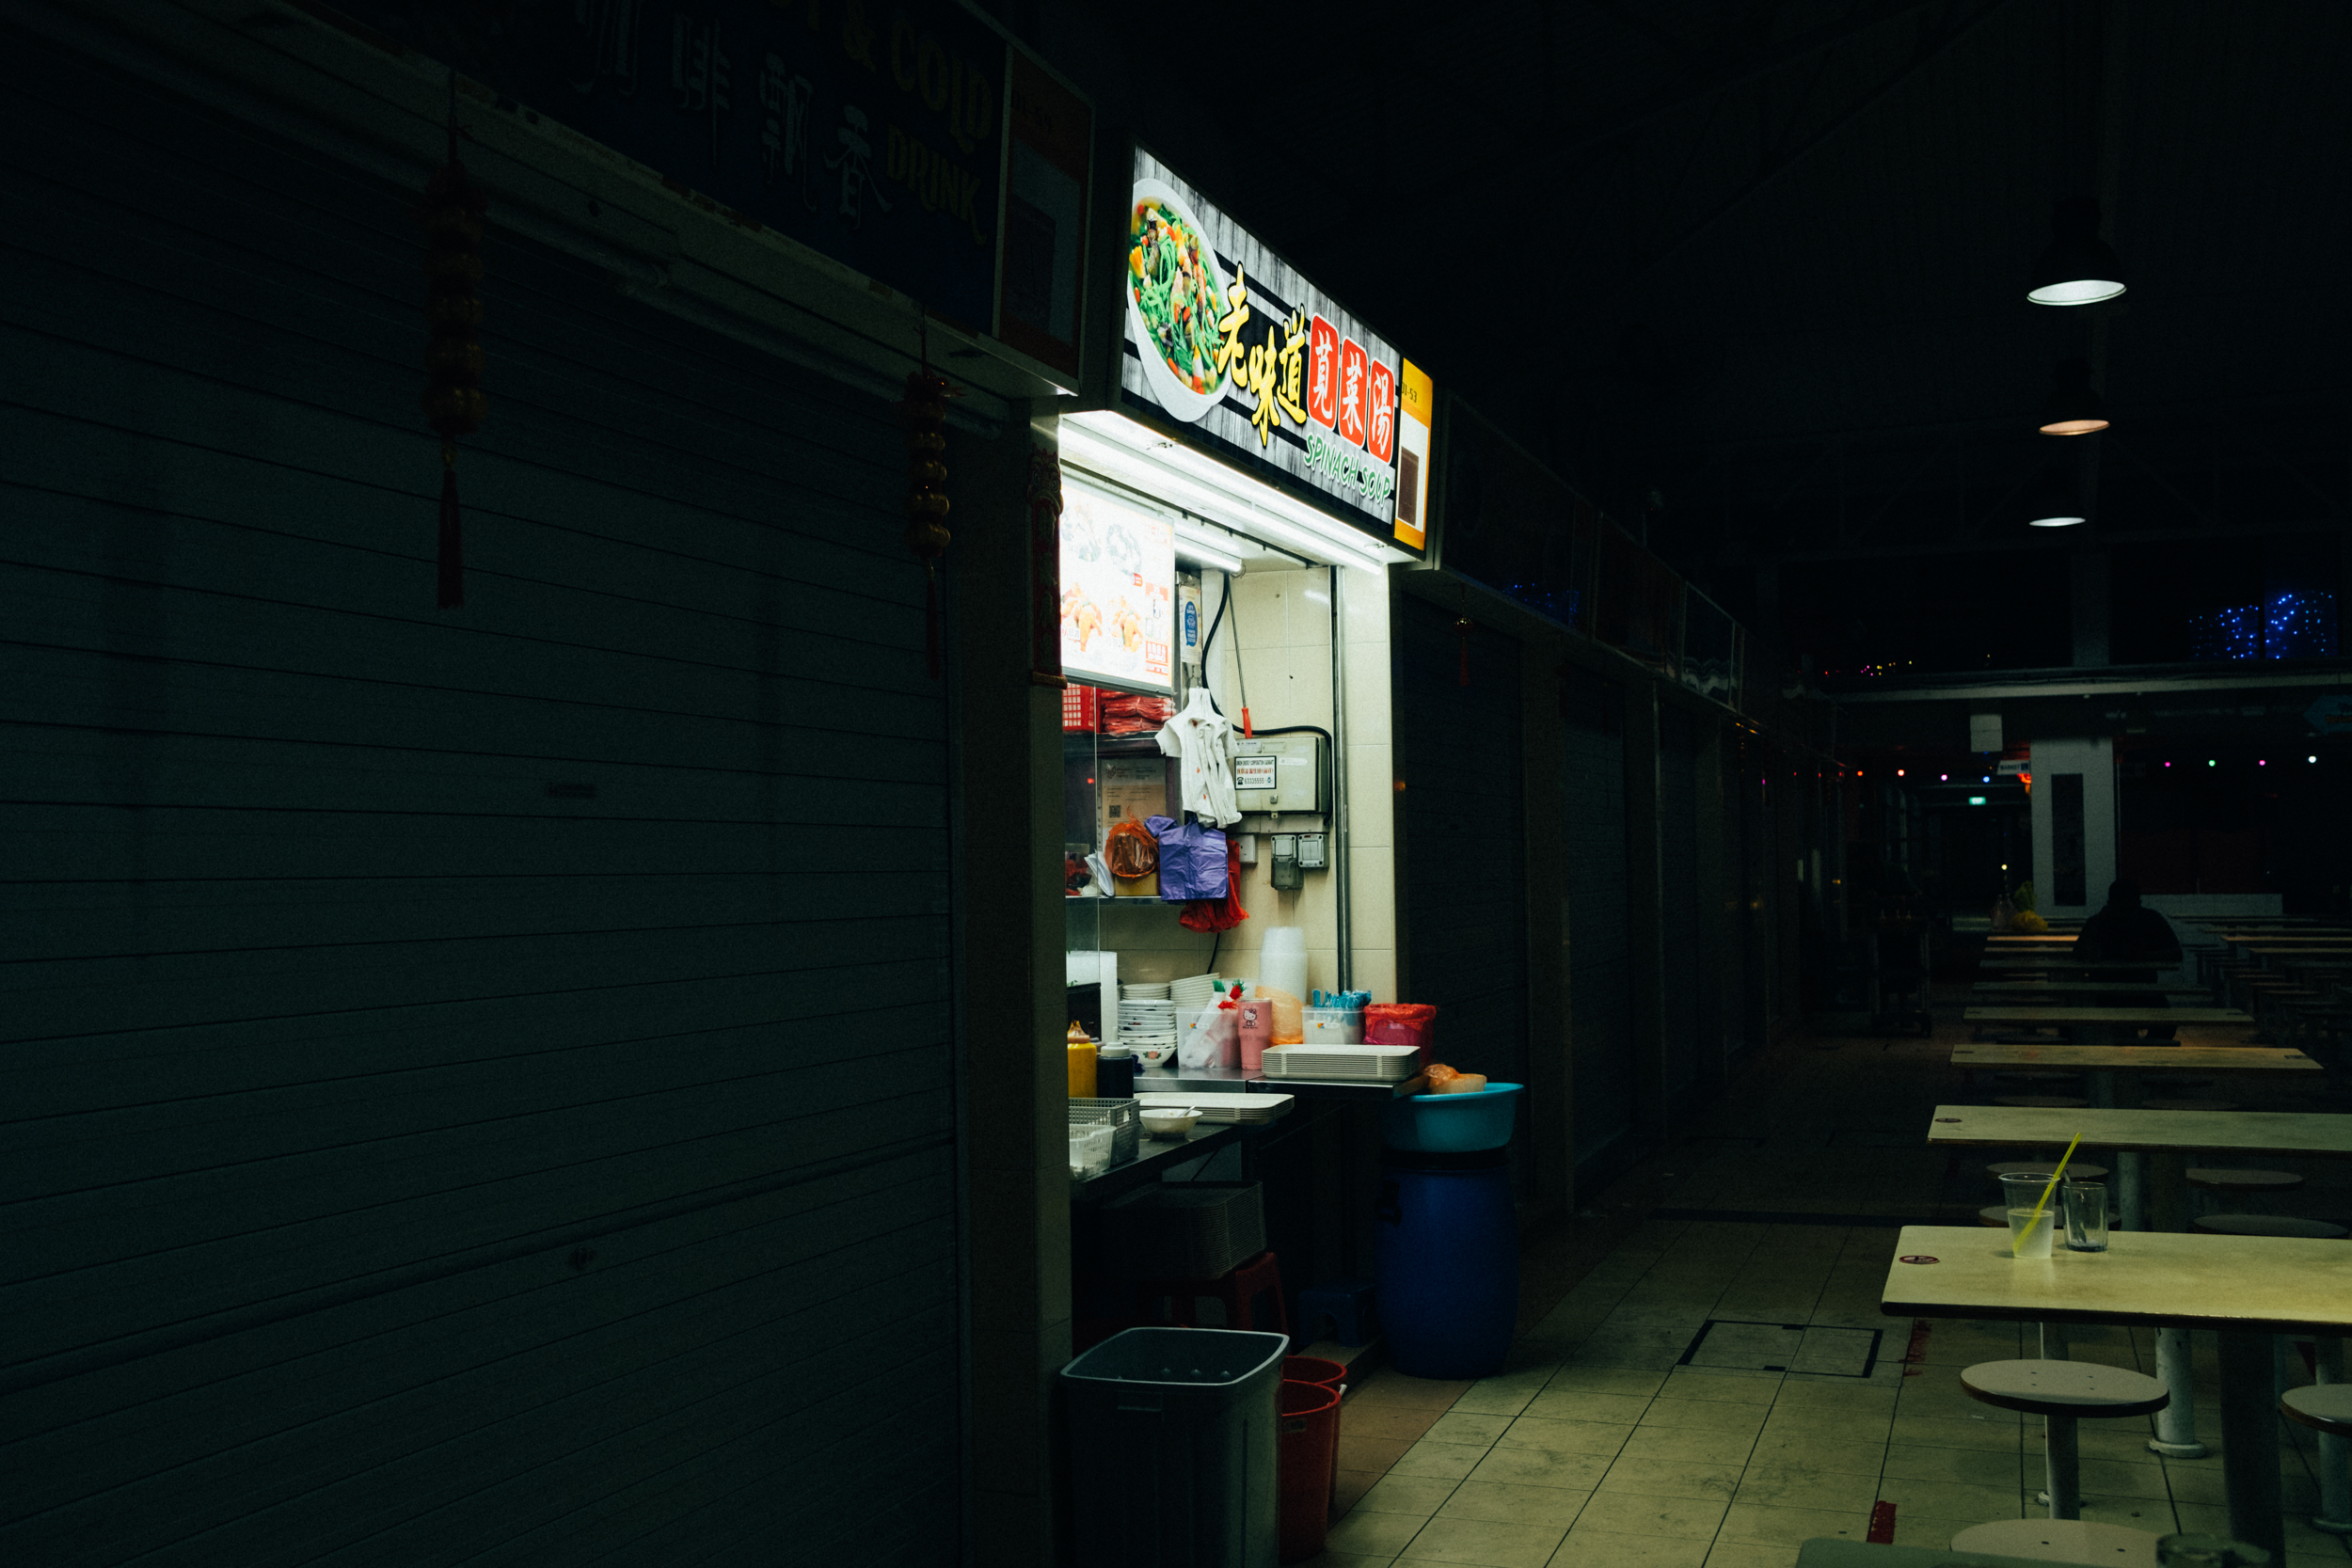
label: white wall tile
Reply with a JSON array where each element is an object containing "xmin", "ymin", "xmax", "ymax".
[
  {"xmin": 1346, "ymin": 742, "xmax": 1394, "ymax": 848},
  {"xmin": 1350, "ymin": 945, "xmax": 1398, "ymax": 1004},
  {"xmin": 1348, "ymin": 847, "xmax": 1397, "ymax": 950}
]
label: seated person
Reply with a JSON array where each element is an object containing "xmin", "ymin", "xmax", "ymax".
[{"xmin": 2073, "ymin": 879, "xmax": 2182, "ymax": 1039}]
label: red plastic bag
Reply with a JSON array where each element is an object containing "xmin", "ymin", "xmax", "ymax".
[
  {"xmin": 1363, "ymin": 1004, "xmax": 1438, "ymax": 1061},
  {"xmin": 1100, "ymin": 692, "xmax": 1176, "ymax": 736}
]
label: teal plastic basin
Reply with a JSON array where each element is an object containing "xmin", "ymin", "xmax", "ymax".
[{"xmin": 1380, "ymin": 1083, "xmax": 1523, "ymax": 1152}]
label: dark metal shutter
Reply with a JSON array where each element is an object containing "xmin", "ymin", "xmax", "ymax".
[
  {"xmin": 1398, "ymin": 598, "xmax": 1529, "ymax": 1172},
  {"xmin": 1, "ymin": 34, "xmax": 959, "ymax": 1567},
  {"xmin": 1658, "ymin": 709, "xmax": 1702, "ymax": 1112},
  {"xmin": 1559, "ymin": 669, "xmax": 1635, "ymax": 1185}
]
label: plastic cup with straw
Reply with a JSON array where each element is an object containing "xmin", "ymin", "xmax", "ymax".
[{"xmin": 2002, "ymin": 1133, "xmax": 2082, "ymax": 1260}]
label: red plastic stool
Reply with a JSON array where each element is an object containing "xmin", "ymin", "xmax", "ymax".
[{"xmin": 1137, "ymin": 1250, "xmax": 1289, "ymax": 1336}]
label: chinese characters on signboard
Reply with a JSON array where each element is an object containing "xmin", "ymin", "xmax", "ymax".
[{"xmin": 1116, "ymin": 150, "xmax": 1422, "ymax": 555}]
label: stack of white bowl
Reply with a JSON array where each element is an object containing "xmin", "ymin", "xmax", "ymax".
[{"xmin": 1117, "ymin": 985, "xmax": 1176, "ymax": 1059}]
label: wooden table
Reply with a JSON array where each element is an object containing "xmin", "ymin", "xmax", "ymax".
[
  {"xmin": 1986, "ymin": 934, "xmax": 2080, "ymax": 943},
  {"xmin": 1952, "ymin": 1042, "xmax": 2317, "ymax": 1073},
  {"xmin": 1963, "ymin": 1005, "xmax": 2252, "ymax": 1026},
  {"xmin": 1883, "ymin": 1226, "xmax": 2352, "ymax": 1560},
  {"xmin": 1978, "ymin": 958, "xmax": 2171, "ymax": 972},
  {"xmin": 2223, "ymin": 933, "xmax": 2352, "ymax": 944},
  {"xmin": 1970, "ymin": 982, "xmax": 2204, "ymax": 997},
  {"xmin": 1926, "ymin": 1101, "xmax": 2352, "ymax": 1229}
]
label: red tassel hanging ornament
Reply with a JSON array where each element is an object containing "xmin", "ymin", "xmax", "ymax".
[
  {"xmin": 420, "ymin": 71, "xmax": 486, "ymax": 610},
  {"xmin": 1454, "ymin": 614, "xmax": 1475, "ymax": 687},
  {"xmin": 899, "ymin": 367, "xmax": 953, "ymax": 679}
]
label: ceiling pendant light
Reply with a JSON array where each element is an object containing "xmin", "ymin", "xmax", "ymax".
[
  {"xmin": 2038, "ymin": 357, "xmax": 2109, "ymax": 436},
  {"xmin": 2026, "ymin": 465, "xmax": 2087, "ymax": 527},
  {"xmin": 2027, "ymin": 196, "xmax": 2127, "ymax": 306}
]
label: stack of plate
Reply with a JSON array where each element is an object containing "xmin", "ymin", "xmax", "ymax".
[
  {"xmin": 1168, "ymin": 974, "xmax": 1223, "ymax": 1010},
  {"xmin": 1135, "ymin": 1092, "xmax": 1292, "ymax": 1126},
  {"xmin": 1258, "ymin": 1045, "xmax": 1422, "ymax": 1082},
  {"xmin": 1120, "ymin": 982, "xmax": 1171, "ymax": 1002}
]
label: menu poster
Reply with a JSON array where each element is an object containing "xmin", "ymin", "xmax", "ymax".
[{"xmin": 1059, "ymin": 482, "xmax": 1173, "ymax": 693}]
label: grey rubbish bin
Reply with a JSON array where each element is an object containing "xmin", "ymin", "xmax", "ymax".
[{"xmin": 1060, "ymin": 1327, "xmax": 1289, "ymax": 1568}]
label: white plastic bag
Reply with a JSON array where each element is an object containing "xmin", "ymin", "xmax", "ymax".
[{"xmin": 1179, "ymin": 1000, "xmax": 1240, "ymax": 1069}]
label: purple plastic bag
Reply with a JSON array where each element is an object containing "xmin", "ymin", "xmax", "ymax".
[{"xmin": 1147, "ymin": 814, "xmax": 1229, "ymax": 902}]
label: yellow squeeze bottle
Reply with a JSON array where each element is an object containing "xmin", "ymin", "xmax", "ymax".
[{"xmin": 1066, "ymin": 1022, "xmax": 1098, "ymax": 1099}]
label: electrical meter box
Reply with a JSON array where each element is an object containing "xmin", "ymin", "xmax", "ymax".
[{"xmin": 1230, "ymin": 734, "xmax": 1329, "ymax": 814}]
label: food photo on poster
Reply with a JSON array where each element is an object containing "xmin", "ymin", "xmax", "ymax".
[{"xmin": 1058, "ymin": 483, "xmax": 1174, "ymax": 693}]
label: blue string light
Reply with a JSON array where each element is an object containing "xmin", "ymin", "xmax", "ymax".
[{"xmin": 2188, "ymin": 592, "xmax": 2338, "ymax": 660}]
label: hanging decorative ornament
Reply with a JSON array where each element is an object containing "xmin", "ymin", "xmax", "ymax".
[
  {"xmin": 1454, "ymin": 614, "xmax": 1475, "ymax": 688},
  {"xmin": 419, "ymin": 68, "xmax": 486, "ymax": 610},
  {"xmin": 898, "ymin": 366, "xmax": 952, "ymax": 679}
]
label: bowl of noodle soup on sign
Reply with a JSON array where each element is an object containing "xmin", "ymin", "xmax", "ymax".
[{"xmin": 1125, "ymin": 179, "xmax": 1232, "ymax": 423}]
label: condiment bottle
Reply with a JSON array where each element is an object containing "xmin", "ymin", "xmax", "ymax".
[
  {"xmin": 1066, "ymin": 1025, "xmax": 1098, "ymax": 1099},
  {"xmin": 1095, "ymin": 1043, "xmax": 1136, "ymax": 1099}
]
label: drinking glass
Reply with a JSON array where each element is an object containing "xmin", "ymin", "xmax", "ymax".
[
  {"xmin": 2065, "ymin": 1180, "xmax": 2110, "ymax": 1252},
  {"xmin": 2156, "ymin": 1533, "xmax": 2272, "ymax": 1567},
  {"xmin": 2000, "ymin": 1171, "xmax": 2058, "ymax": 1259}
]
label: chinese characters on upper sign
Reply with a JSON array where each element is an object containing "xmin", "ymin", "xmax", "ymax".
[
  {"xmin": 1117, "ymin": 150, "xmax": 1422, "ymax": 554},
  {"xmin": 338, "ymin": 0, "xmax": 1014, "ymax": 334}
]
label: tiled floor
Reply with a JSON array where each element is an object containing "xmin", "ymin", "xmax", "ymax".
[{"xmin": 1299, "ymin": 1005, "xmax": 2352, "ymax": 1568}]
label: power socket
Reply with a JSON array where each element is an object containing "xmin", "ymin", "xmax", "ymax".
[{"xmin": 1236, "ymin": 833, "xmax": 1258, "ymax": 865}]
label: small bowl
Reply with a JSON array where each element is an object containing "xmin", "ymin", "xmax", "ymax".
[{"xmin": 1139, "ymin": 1107, "xmax": 1200, "ymax": 1140}]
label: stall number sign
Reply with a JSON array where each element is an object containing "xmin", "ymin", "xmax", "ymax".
[{"xmin": 1232, "ymin": 754, "xmax": 1279, "ymax": 792}]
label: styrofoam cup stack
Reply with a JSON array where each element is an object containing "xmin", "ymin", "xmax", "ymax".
[{"xmin": 1259, "ymin": 928, "xmax": 1309, "ymax": 1007}]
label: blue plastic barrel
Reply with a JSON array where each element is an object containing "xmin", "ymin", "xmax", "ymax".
[{"xmin": 1373, "ymin": 1150, "xmax": 1518, "ymax": 1380}]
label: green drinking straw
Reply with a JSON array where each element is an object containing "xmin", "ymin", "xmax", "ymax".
[{"xmin": 2019, "ymin": 1132, "xmax": 2084, "ymax": 1253}]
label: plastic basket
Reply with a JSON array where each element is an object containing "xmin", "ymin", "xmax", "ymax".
[{"xmin": 1067, "ymin": 1098, "xmax": 1139, "ymax": 1165}]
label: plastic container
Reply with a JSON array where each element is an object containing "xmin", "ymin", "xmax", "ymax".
[
  {"xmin": 1379, "ymin": 1083, "xmax": 1523, "ymax": 1153},
  {"xmin": 1375, "ymin": 1149, "xmax": 1518, "ymax": 1380},
  {"xmin": 1280, "ymin": 1354, "xmax": 1345, "ymax": 1389},
  {"xmin": 1097, "ymin": 1044, "xmax": 1136, "ymax": 1099},
  {"xmin": 1237, "ymin": 997, "xmax": 1271, "ymax": 1070},
  {"xmin": 1276, "ymin": 1378, "xmax": 1343, "ymax": 1563},
  {"xmin": 1362, "ymin": 1003, "xmax": 1438, "ymax": 1058},
  {"xmin": 1062, "ymin": 1327, "xmax": 1287, "ymax": 1568},
  {"xmin": 1301, "ymin": 1007, "xmax": 1364, "ymax": 1045},
  {"xmin": 1069, "ymin": 1098, "xmax": 1139, "ymax": 1164},
  {"xmin": 1106, "ymin": 1182, "xmax": 1267, "ymax": 1279}
]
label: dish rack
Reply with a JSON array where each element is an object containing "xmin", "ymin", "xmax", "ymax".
[{"xmin": 1067, "ymin": 1099, "xmax": 1139, "ymax": 1165}]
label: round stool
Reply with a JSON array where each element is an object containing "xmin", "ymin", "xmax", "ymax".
[
  {"xmin": 2282, "ymin": 1384, "xmax": 2352, "ymax": 1537},
  {"xmin": 1962, "ymin": 1359, "xmax": 2169, "ymax": 1522},
  {"xmin": 2283, "ymin": 1384, "xmax": 2352, "ymax": 1436},
  {"xmin": 1979, "ymin": 1205, "xmax": 2010, "ymax": 1227},
  {"xmin": 2141, "ymin": 1098, "xmax": 2242, "ymax": 1112},
  {"xmin": 2193, "ymin": 1213, "xmax": 2348, "ymax": 1239},
  {"xmin": 1947, "ymin": 1519, "xmax": 2163, "ymax": 1564},
  {"xmin": 1996, "ymin": 1095, "xmax": 2093, "ymax": 1109},
  {"xmin": 2187, "ymin": 1168, "xmax": 2304, "ymax": 1214},
  {"xmin": 1989, "ymin": 1161, "xmax": 2111, "ymax": 1183}
]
